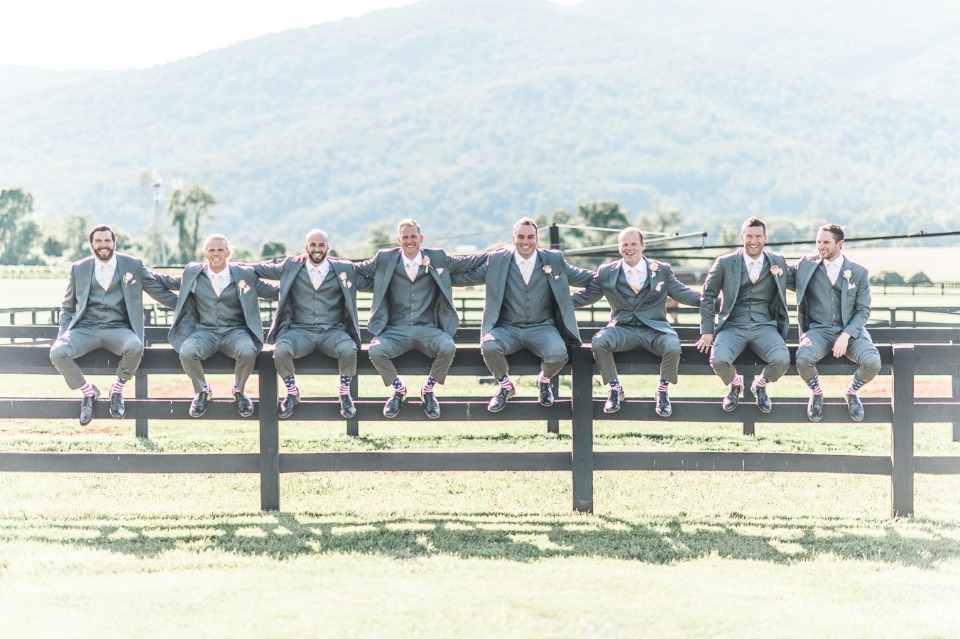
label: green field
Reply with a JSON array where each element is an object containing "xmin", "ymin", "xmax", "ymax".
[{"xmin": 2, "ymin": 274, "xmax": 960, "ymax": 638}]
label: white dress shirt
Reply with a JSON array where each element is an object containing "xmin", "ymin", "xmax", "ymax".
[
  {"xmin": 206, "ymin": 265, "xmax": 232, "ymax": 296},
  {"xmin": 622, "ymin": 259, "xmax": 647, "ymax": 292},
  {"xmin": 95, "ymin": 255, "xmax": 118, "ymax": 290}
]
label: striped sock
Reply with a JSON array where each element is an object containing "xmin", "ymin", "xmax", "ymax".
[
  {"xmin": 110, "ymin": 378, "xmax": 125, "ymax": 395},
  {"xmin": 201, "ymin": 383, "xmax": 212, "ymax": 394},
  {"xmin": 846, "ymin": 374, "xmax": 866, "ymax": 396},
  {"xmin": 610, "ymin": 379, "xmax": 623, "ymax": 392},
  {"xmin": 338, "ymin": 375, "xmax": 352, "ymax": 396},
  {"xmin": 805, "ymin": 375, "xmax": 824, "ymax": 396},
  {"xmin": 392, "ymin": 378, "xmax": 406, "ymax": 395},
  {"xmin": 80, "ymin": 382, "xmax": 96, "ymax": 397},
  {"xmin": 498, "ymin": 374, "xmax": 513, "ymax": 389},
  {"xmin": 731, "ymin": 374, "xmax": 744, "ymax": 389},
  {"xmin": 657, "ymin": 378, "xmax": 669, "ymax": 393},
  {"xmin": 422, "ymin": 376, "xmax": 437, "ymax": 393},
  {"xmin": 753, "ymin": 375, "xmax": 768, "ymax": 388},
  {"xmin": 538, "ymin": 372, "xmax": 551, "ymax": 385},
  {"xmin": 282, "ymin": 374, "xmax": 299, "ymax": 396}
]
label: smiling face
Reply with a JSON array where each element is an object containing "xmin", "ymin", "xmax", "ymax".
[
  {"xmin": 513, "ymin": 223, "xmax": 539, "ymax": 260},
  {"xmin": 816, "ymin": 229, "xmax": 843, "ymax": 262},
  {"xmin": 740, "ymin": 224, "xmax": 767, "ymax": 260},
  {"xmin": 397, "ymin": 224, "xmax": 423, "ymax": 260},
  {"xmin": 89, "ymin": 230, "xmax": 115, "ymax": 262},
  {"xmin": 203, "ymin": 237, "xmax": 231, "ymax": 273},
  {"xmin": 305, "ymin": 230, "xmax": 329, "ymax": 266},
  {"xmin": 618, "ymin": 230, "xmax": 645, "ymax": 268}
]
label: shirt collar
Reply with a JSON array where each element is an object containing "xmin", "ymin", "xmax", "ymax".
[
  {"xmin": 622, "ymin": 258, "xmax": 645, "ymax": 274},
  {"xmin": 743, "ymin": 253, "xmax": 764, "ymax": 268},
  {"xmin": 96, "ymin": 255, "xmax": 118, "ymax": 271},
  {"xmin": 514, "ymin": 250, "xmax": 537, "ymax": 267},
  {"xmin": 206, "ymin": 265, "xmax": 232, "ymax": 283},
  {"xmin": 823, "ymin": 255, "xmax": 844, "ymax": 270},
  {"xmin": 308, "ymin": 260, "xmax": 329, "ymax": 275},
  {"xmin": 402, "ymin": 251, "xmax": 423, "ymax": 269}
]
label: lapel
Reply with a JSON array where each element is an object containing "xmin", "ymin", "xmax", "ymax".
[
  {"xmin": 602, "ymin": 259, "xmax": 622, "ymax": 292},
  {"xmin": 379, "ymin": 249, "xmax": 402, "ymax": 299},
  {"xmin": 497, "ymin": 248, "xmax": 514, "ymax": 293},
  {"xmin": 116, "ymin": 254, "xmax": 132, "ymax": 309},
  {"xmin": 838, "ymin": 258, "xmax": 848, "ymax": 308}
]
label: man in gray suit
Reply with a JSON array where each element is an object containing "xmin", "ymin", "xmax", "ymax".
[
  {"xmin": 571, "ymin": 227, "xmax": 700, "ymax": 416},
  {"xmin": 790, "ymin": 224, "xmax": 880, "ymax": 422},
  {"xmin": 354, "ymin": 219, "xmax": 486, "ymax": 419},
  {"xmin": 251, "ymin": 229, "xmax": 372, "ymax": 419},
  {"xmin": 455, "ymin": 217, "xmax": 594, "ymax": 412},
  {"xmin": 162, "ymin": 234, "xmax": 279, "ymax": 418},
  {"xmin": 697, "ymin": 217, "xmax": 792, "ymax": 413},
  {"xmin": 51, "ymin": 224, "xmax": 178, "ymax": 425}
]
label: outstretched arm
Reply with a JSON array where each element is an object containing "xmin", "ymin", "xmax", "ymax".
[{"xmin": 570, "ymin": 276, "xmax": 603, "ymax": 309}]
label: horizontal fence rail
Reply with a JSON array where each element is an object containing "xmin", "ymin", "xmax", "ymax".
[{"xmin": 1, "ymin": 340, "xmax": 959, "ymax": 517}]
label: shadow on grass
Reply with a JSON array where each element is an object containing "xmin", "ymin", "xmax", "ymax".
[{"xmin": 3, "ymin": 511, "xmax": 958, "ymax": 568}]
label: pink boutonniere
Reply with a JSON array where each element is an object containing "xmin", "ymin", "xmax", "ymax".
[
  {"xmin": 236, "ymin": 280, "xmax": 250, "ymax": 295},
  {"xmin": 770, "ymin": 265, "xmax": 782, "ymax": 276},
  {"xmin": 123, "ymin": 272, "xmax": 135, "ymax": 286},
  {"xmin": 648, "ymin": 262, "xmax": 659, "ymax": 274},
  {"xmin": 338, "ymin": 272, "xmax": 352, "ymax": 289},
  {"xmin": 542, "ymin": 265, "xmax": 559, "ymax": 280},
  {"xmin": 422, "ymin": 256, "xmax": 431, "ymax": 271}
]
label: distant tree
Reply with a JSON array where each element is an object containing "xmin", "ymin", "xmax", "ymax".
[
  {"xmin": 366, "ymin": 223, "xmax": 391, "ymax": 255},
  {"xmin": 637, "ymin": 204, "xmax": 683, "ymax": 234},
  {"xmin": 870, "ymin": 271, "xmax": 905, "ymax": 286},
  {"xmin": 230, "ymin": 244, "xmax": 255, "ymax": 262},
  {"xmin": 61, "ymin": 212, "xmax": 91, "ymax": 262},
  {"xmin": 168, "ymin": 184, "xmax": 216, "ymax": 263},
  {"xmin": 42, "ymin": 236, "xmax": 64, "ymax": 257},
  {"xmin": 260, "ymin": 240, "xmax": 287, "ymax": 260},
  {"xmin": 576, "ymin": 201, "xmax": 630, "ymax": 248},
  {"xmin": 907, "ymin": 272, "xmax": 932, "ymax": 285},
  {"xmin": 0, "ymin": 187, "xmax": 40, "ymax": 265}
]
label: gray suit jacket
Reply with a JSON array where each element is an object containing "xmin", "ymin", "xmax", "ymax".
[
  {"xmin": 57, "ymin": 252, "xmax": 178, "ymax": 341},
  {"xmin": 252, "ymin": 256, "xmax": 372, "ymax": 346},
  {"xmin": 571, "ymin": 258, "xmax": 700, "ymax": 336},
  {"xmin": 161, "ymin": 263, "xmax": 279, "ymax": 352},
  {"xmin": 455, "ymin": 247, "xmax": 594, "ymax": 346},
  {"xmin": 790, "ymin": 255, "xmax": 871, "ymax": 338},
  {"xmin": 700, "ymin": 248, "xmax": 792, "ymax": 338},
  {"xmin": 354, "ymin": 247, "xmax": 486, "ymax": 337}
]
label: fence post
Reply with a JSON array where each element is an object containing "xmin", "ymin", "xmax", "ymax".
[
  {"xmin": 953, "ymin": 372, "xmax": 960, "ymax": 443},
  {"xmin": 347, "ymin": 376, "xmax": 359, "ymax": 437},
  {"xmin": 742, "ymin": 373, "xmax": 756, "ymax": 436},
  {"xmin": 570, "ymin": 347, "xmax": 594, "ymax": 513},
  {"xmin": 135, "ymin": 371, "xmax": 149, "ymax": 438},
  {"xmin": 891, "ymin": 344, "xmax": 915, "ymax": 518},
  {"xmin": 548, "ymin": 375, "xmax": 560, "ymax": 434},
  {"xmin": 258, "ymin": 354, "xmax": 281, "ymax": 511}
]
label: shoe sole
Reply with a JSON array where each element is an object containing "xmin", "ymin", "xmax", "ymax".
[
  {"xmin": 722, "ymin": 402, "xmax": 738, "ymax": 412},
  {"xmin": 487, "ymin": 390, "xmax": 515, "ymax": 413}
]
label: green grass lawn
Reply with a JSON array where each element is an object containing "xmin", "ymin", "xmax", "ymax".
[{"xmin": 3, "ymin": 276, "xmax": 960, "ymax": 637}]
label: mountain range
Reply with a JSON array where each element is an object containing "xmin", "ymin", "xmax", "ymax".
[{"xmin": 1, "ymin": 0, "xmax": 958, "ymax": 256}]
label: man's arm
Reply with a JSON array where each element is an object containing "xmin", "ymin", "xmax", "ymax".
[
  {"xmin": 562, "ymin": 260, "xmax": 595, "ymax": 288},
  {"xmin": 57, "ymin": 265, "xmax": 78, "ymax": 338},
  {"xmin": 353, "ymin": 255, "xmax": 377, "ymax": 279},
  {"xmin": 842, "ymin": 267, "xmax": 872, "ymax": 340},
  {"xmin": 139, "ymin": 264, "xmax": 179, "ymax": 310},
  {"xmin": 570, "ymin": 275, "xmax": 603, "ymax": 309},
  {"xmin": 451, "ymin": 262, "xmax": 488, "ymax": 287},
  {"xmin": 446, "ymin": 252, "xmax": 489, "ymax": 274},
  {"xmin": 697, "ymin": 257, "xmax": 724, "ymax": 352},
  {"xmin": 255, "ymin": 278, "xmax": 280, "ymax": 301},
  {"xmin": 663, "ymin": 267, "xmax": 700, "ymax": 307},
  {"xmin": 250, "ymin": 261, "xmax": 284, "ymax": 280}
]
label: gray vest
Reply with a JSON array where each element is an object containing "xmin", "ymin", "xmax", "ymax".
[
  {"xmin": 805, "ymin": 265, "xmax": 844, "ymax": 330},
  {"xmin": 76, "ymin": 270, "xmax": 130, "ymax": 330},
  {"xmin": 610, "ymin": 270, "xmax": 649, "ymax": 326},
  {"xmin": 385, "ymin": 260, "xmax": 440, "ymax": 327},
  {"xmin": 289, "ymin": 268, "xmax": 345, "ymax": 330},
  {"xmin": 194, "ymin": 275, "xmax": 245, "ymax": 329},
  {"xmin": 727, "ymin": 264, "xmax": 775, "ymax": 326},
  {"xmin": 498, "ymin": 257, "xmax": 554, "ymax": 327}
]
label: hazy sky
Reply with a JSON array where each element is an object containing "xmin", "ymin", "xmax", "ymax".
[{"xmin": 5, "ymin": 0, "xmax": 585, "ymax": 71}]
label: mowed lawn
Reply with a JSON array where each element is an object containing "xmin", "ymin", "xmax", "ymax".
[{"xmin": 2, "ymin": 275, "xmax": 960, "ymax": 637}]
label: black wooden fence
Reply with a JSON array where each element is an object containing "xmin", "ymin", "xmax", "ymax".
[{"xmin": 2, "ymin": 333, "xmax": 959, "ymax": 518}]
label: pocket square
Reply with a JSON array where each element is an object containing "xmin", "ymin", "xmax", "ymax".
[
  {"xmin": 437, "ymin": 268, "xmax": 444, "ymax": 274},
  {"xmin": 655, "ymin": 282, "xmax": 664, "ymax": 292}
]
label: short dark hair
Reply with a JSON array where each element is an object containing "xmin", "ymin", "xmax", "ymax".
[
  {"xmin": 513, "ymin": 217, "xmax": 539, "ymax": 236},
  {"xmin": 741, "ymin": 217, "xmax": 766, "ymax": 234},
  {"xmin": 88, "ymin": 224, "xmax": 116, "ymax": 243},
  {"xmin": 820, "ymin": 224, "xmax": 845, "ymax": 242}
]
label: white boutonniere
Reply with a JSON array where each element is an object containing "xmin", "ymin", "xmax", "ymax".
[
  {"xmin": 655, "ymin": 281, "xmax": 664, "ymax": 292},
  {"xmin": 338, "ymin": 272, "xmax": 352, "ymax": 289},
  {"xmin": 648, "ymin": 262, "xmax": 659, "ymax": 274},
  {"xmin": 542, "ymin": 265, "xmax": 559, "ymax": 280},
  {"xmin": 422, "ymin": 256, "xmax": 431, "ymax": 271},
  {"xmin": 237, "ymin": 280, "xmax": 250, "ymax": 295},
  {"xmin": 123, "ymin": 272, "xmax": 135, "ymax": 286},
  {"xmin": 843, "ymin": 269, "xmax": 852, "ymax": 281},
  {"xmin": 770, "ymin": 265, "xmax": 782, "ymax": 277}
]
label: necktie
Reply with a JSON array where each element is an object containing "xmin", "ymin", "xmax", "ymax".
[
  {"xmin": 828, "ymin": 263, "xmax": 838, "ymax": 285},
  {"xmin": 627, "ymin": 268, "xmax": 640, "ymax": 293},
  {"xmin": 309, "ymin": 268, "xmax": 322, "ymax": 289},
  {"xmin": 749, "ymin": 261, "xmax": 760, "ymax": 284},
  {"xmin": 406, "ymin": 261, "xmax": 418, "ymax": 282},
  {"xmin": 96, "ymin": 263, "xmax": 110, "ymax": 290},
  {"xmin": 212, "ymin": 274, "xmax": 224, "ymax": 296},
  {"xmin": 520, "ymin": 260, "xmax": 532, "ymax": 284}
]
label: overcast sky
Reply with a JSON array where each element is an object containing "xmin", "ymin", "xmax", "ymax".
[{"xmin": 4, "ymin": 0, "xmax": 584, "ymax": 71}]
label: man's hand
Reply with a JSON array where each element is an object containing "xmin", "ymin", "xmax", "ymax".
[
  {"xmin": 696, "ymin": 333, "xmax": 714, "ymax": 353},
  {"xmin": 832, "ymin": 332, "xmax": 851, "ymax": 358}
]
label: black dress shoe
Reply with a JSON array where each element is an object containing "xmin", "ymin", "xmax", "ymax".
[
  {"xmin": 79, "ymin": 385, "xmax": 100, "ymax": 425},
  {"xmin": 339, "ymin": 393, "xmax": 356, "ymax": 419},
  {"xmin": 421, "ymin": 390, "xmax": 441, "ymax": 419},
  {"xmin": 278, "ymin": 393, "xmax": 299, "ymax": 419},
  {"xmin": 752, "ymin": 383, "xmax": 772, "ymax": 413},
  {"xmin": 487, "ymin": 384, "xmax": 516, "ymax": 413},
  {"xmin": 234, "ymin": 390, "xmax": 254, "ymax": 417},
  {"xmin": 655, "ymin": 390, "xmax": 672, "ymax": 417},
  {"xmin": 109, "ymin": 391, "xmax": 125, "ymax": 419},
  {"xmin": 603, "ymin": 388, "xmax": 624, "ymax": 414},
  {"xmin": 538, "ymin": 380, "xmax": 555, "ymax": 407},
  {"xmin": 807, "ymin": 394, "xmax": 824, "ymax": 422},
  {"xmin": 722, "ymin": 384, "xmax": 741, "ymax": 412},
  {"xmin": 189, "ymin": 389, "xmax": 211, "ymax": 418},
  {"xmin": 846, "ymin": 393, "xmax": 864, "ymax": 422},
  {"xmin": 383, "ymin": 390, "xmax": 406, "ymax": 418}
]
